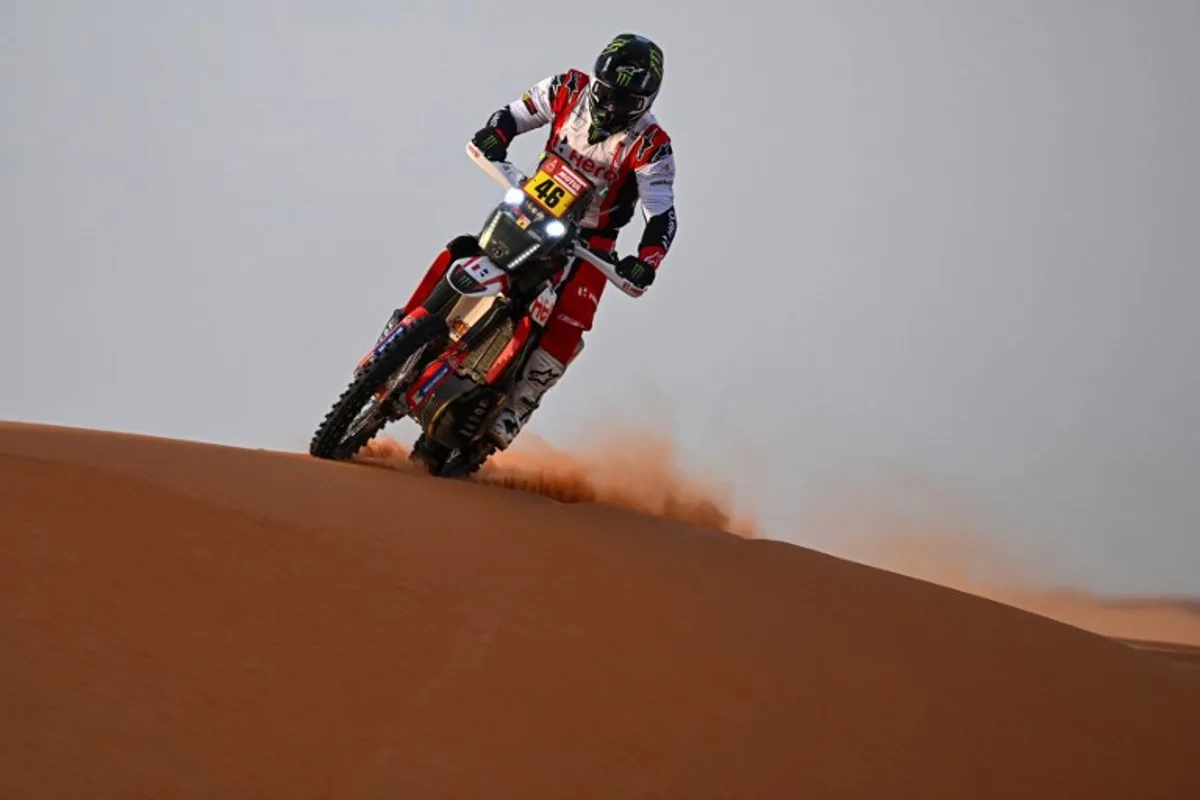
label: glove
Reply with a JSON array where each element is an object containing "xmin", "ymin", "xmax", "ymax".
[
  {"xmin": 616, "ymin": 254, "xmax": 656, "ymax": 289},
  {"xmin": 472, "ymin": 126, "xmax": 509, "ymax": 161}
]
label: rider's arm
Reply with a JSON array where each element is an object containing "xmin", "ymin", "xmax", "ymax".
[
  {"xmin": 485, "ymin": 70, "xmax": 590, "ymax": 144},
  {"xmin": 631, "ymin": 129, "xmax": 678, "ymax": 268}
]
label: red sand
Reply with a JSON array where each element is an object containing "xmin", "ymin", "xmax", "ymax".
[{"xmin": 3, "ymin": 421, "xmax": 1199, "ymax": 798}]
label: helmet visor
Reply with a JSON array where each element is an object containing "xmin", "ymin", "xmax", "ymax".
[{"xmin": 590, "ymin": 80, "xmax": 652, "ymax": 118}]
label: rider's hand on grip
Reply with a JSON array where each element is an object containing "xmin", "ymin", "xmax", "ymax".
[
  {"xmin": 471, "ymin": 127, "xmax": 508, "ymax": 162},
  {"xmin": 616, "ymin": 255, "xmax": 656, "ymax": 290}
]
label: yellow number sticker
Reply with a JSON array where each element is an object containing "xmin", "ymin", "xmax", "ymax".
[{"xmin": 522, "ymin": 155, "xmax": 589, "ymax": 218}]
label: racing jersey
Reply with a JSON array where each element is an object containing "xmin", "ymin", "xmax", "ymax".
[{"xmin": 488, "ymin": 69, "xmax": 677, "ymax": 267}]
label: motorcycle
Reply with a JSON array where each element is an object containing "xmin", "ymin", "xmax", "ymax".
[{"xmin": 308, "ymin": 141, "xmax": 647, "ymax": 477}]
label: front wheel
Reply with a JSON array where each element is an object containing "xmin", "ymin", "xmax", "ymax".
[{"xmin": 309, "ymin": 315, "xmax": 448, "ymax": 460}]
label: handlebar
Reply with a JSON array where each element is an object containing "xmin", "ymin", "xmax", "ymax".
[{"xmin": 466, "ymin": 142, "xmax": 646, "ymax": 298}]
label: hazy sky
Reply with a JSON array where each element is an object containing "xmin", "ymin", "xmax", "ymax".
[{"xmin": 4, "ymin": 1, "xmax": 1198, "ymax": 595}]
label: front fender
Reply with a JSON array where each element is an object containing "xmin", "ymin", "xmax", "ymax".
[{"xmin": 447, "ymin": 255, "xmax": 509, "ymax": 297}]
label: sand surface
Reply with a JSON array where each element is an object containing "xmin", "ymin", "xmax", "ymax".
[{"xmin": 3, "ymin": 421, "xmax": 1199, "ymax": 798}]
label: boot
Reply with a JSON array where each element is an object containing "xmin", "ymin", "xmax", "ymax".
[{"xmin": 486, "ymin": 347, "xmax": 566, "ymax": 450}]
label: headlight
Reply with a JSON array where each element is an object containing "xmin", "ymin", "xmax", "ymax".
[
  {"xmin": 504, "ymin": 187, "xmax": 524, "ymax": 206},
  {"xmin": 544, "ymin": 220, "xmax": 566, "ymax": 237}
]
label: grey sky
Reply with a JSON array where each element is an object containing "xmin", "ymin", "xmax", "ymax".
[{"xmin": 4, "ymin": 1, "xmax": 1198, "ymax": 594}]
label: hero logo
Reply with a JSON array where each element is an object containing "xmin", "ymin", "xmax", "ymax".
[
  {"xmin": 561, "ymin": 147, "xmax": 619, "ymax": 183},
  {"xmin": 529, "ymin": 287, "xmax": 556, "ymax": 326},
  {"xmin": 576, "ymin": 285, "xmax": 600, "ymax": 307}
]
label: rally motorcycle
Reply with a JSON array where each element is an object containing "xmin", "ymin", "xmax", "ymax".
[{"xmin": 308, "ymin": 142, "xmax": 646, "ymax": 477}]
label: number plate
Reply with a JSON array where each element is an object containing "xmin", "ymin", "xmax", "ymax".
[{"xmin": 523, "ymin": 155, "xmax": 589, "ymax": 218}]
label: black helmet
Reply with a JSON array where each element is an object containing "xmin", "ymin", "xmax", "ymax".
[{"xmin": 588, "ymin": 33, "xmax": 664, "ymax": 141}]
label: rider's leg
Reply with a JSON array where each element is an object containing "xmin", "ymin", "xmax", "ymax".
[{"xmin": 486, "ymin": 261, "xmax": 608, "ymax": 449}]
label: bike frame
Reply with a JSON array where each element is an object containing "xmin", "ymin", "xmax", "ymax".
[{"xmin": 336, "ymin": 142, "xmax": 651, "ymax": 463}]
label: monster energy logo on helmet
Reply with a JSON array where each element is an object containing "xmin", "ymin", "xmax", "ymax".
[
  {"xmin": 595, "ymin": 33, "xmax": 664, "ymax": 91},
  {"xmin": 600, "ymin": 36, "xmax": 631, "ymax": 56},
  {"xmin": 589, "ymin": 33, "xmax": 664, "ymax": 141},
  {"xmin": 647, "ymin": 44, "xmax": 664, "ymax": 79}
]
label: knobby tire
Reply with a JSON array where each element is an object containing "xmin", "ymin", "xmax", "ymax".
[{"xmin": 309, "ymin": 315, "xmax": 447, "ymax": 461}]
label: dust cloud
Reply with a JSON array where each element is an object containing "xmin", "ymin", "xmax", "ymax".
[
  {"xmin": 357, "ymin": 432, "xmax": 758, "ymax": 538},
  {"xmin": 360, "ymin": 429, "xmax": 1200, "ymax": 645}
]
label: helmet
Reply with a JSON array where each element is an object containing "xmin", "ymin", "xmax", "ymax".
[{"xmin": 588, "ymin": 33, "xmax": 664, "ymax": 142}]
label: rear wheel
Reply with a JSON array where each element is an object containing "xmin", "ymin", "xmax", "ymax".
[
  {"xmin": 409, "ymin": 434, "xmax": 495, "ymax": 478},
  {"xmin": 309, "ymin": 315, "xmax": 448, "ymax": 460}
]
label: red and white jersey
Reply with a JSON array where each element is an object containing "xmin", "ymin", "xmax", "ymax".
[{"xmin": 503, "ymin": 69, "xmax": 676, "ymax": 239}]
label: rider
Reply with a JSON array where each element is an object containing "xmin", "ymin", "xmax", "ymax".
[{"xmin": 399, "ymin": 32, "xmax": 678, "ymax": 451}]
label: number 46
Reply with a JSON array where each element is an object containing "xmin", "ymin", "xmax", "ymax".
[{"xmin": 533, "ymin": 179, "xmax": 565, "ymax": 208}]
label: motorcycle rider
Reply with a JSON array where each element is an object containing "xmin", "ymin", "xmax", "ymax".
[{"xmin": 398, "ymin": 33, "xmax": 678, "ymax": 451}]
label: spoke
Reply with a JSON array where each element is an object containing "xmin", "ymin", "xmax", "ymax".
[
  {"xmin": 337, "ymin": 342, "xmax": 432, "ymax": 451},
  {"xmin": 345, "ymin": 402, "xmax": 382, "ymax": 440}
]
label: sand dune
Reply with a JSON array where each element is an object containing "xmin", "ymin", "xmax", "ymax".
[
  {"xmin": 358, "ymin": 434, "xmax": 759, "ymax": 538},
  {"xmin": 3, "ymin": 421, "xmax": 1199, "ymax": 798},
  {"xmin": 368, "ymin": 433, "xmax": 1200, "ymax": 646},
  {"xmin": 1123, "ymin": 640, "xmax": 1200, "ymax": 673}
]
